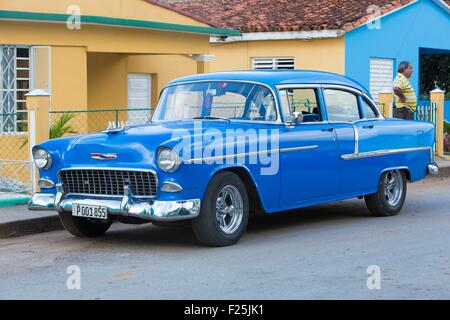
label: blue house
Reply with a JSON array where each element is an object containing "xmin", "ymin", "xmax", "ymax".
[
  {"xmin": 345, "ymin": 0, "xmax": 450, "ymax": 119},
  {"xmin": 157, "ymin": 0, "xmax": 450, "ymax": 119}
]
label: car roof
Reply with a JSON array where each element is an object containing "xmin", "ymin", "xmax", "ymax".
[{"xmin": 168, "ymin": 70, "xmax": 371, "ymax": 96}]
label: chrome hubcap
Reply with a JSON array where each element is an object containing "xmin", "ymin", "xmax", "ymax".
[
  {"xmin": 383, "ymin": 170, "xmax": 403, "ymax": 206},
  {"xmin": 215, "ymin": 185, "xmax": 243, "ymax": 234}
]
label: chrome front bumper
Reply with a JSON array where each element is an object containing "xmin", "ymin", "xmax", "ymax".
[{"xmin": 29, "ymin": 185, "xmax": 201, "ymax": 221}]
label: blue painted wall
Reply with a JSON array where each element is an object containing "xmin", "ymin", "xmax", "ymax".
[
  {"xmin": 445, "ymin": 101, "xmax": 450, "ymax": 122},
  {"xmin": 345, "ymin": 0, "xmax": 450, "ymax": 98}
]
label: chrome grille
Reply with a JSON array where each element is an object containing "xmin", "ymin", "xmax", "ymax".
[{"xmin": 60, "ymin": 169, "xmax": 157, "ymax": 197}]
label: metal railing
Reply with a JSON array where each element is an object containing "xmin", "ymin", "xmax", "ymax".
[
  {"xmin": 0, "ymin": 110, "xmax": 33, "ymax": 196},
  {"xmin": 414, "ymin": 102, "xmax": 437, "ymax": 122},
  {"xmin": 49, "ymin": 108, "xmax": 152, "ymax": 137}
]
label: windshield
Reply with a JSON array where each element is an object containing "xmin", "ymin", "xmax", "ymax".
[{"xmin": 152, "ymin": 81, "xmax": 277, "ymax": 122}]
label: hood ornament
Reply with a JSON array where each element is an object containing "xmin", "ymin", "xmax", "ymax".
[
  {"xmin": 91, "ymin": 153, "xmax": 118, "ymax": 160},
  {"xmin": 103, "ymin": 121, "xmax": 127, "ymax": 134}
]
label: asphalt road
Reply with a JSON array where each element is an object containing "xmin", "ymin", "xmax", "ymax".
[{"xmin": 0, "ymin": 177, "xmax": 449, "ymax": 300}]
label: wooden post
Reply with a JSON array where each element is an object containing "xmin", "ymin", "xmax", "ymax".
[
  {"xmin": 378, "ymin": 89, "xmax": 394, "ymax": 118},
  {"xmin": 430, "ymin": 88, "xmax": 445, "ymax": 157}
]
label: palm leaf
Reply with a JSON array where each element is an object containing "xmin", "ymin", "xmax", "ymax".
[
  {"xmin": 49, "ymin": 113, "xmax": 76, "ymax": 139},
  {"xmin": 20, "ymin": 112, "xmax": 77, "ymax": 148}
]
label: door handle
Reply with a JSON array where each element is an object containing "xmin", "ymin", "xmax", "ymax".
[
  {"xmin": 321, "ymin": 128, "xmax": 334, "ymax": 132},
  {"xmin": 362, "ymin": 125, "xmax": 374, "ymax": 129}
]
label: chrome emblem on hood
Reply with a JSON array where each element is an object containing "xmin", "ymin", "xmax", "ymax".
[{"xmin": 91, "ymin": 153, "xmax": 118, "ymax": 160}]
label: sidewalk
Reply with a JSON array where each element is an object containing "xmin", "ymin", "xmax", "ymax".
[
  {"xmin": 0, "ymin": 205, "xmax": 62, "ymax": 238},
  {"xmin": 0, "ymin": 160, "xmax": 449, "ymax": 239},
  {"xmin": 436, "ymin": 156, "xmax": 450, "ymax": 178}
]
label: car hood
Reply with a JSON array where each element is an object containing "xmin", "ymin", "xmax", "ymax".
[{"xmin": 58, "ymin": 122, "xmax": 191, "ymax": 168}]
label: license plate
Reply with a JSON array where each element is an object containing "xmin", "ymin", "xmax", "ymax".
[{"xmin": 72, "ymin": 203, "xmax": 108, "ymax": 220}]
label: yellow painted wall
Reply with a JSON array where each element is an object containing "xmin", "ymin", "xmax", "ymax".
[
  {"xmin": 0, "ymin": 21, "xmax": 210, "ymax": 55},
  {"xmin": 87, "ymin": 53, "xmax": 127, "ymax": 109},
  {"xmin": 0, "ymin": 0, "xmax": 209, "ymax": 27},
  {"xmin": 210, "ymin": 38, "xmax": 345, "ymax": 74},
  {"xmin": 51, "ymin": 46, "xmax": 88, "ymax": 110},
  {"xmin": 49, "ymin": 46, "xmax": 88, "ymax": 134},
  {"xmin": 86, "ymin": 53, "xmax": 127, "ymax": 133}
]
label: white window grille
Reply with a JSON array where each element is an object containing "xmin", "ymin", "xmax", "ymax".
[
  {"xmin": 252, "ymin": 57, "xmax": 295, "ymax": 70},
  {"xmin": 0, "ymin": 45, "xmax": 30, "ymax": 134}
]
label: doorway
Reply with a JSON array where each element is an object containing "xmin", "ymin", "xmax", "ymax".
[{"xmin": 127, "ymin": 73, "xmax": 152, "ymax": 124}]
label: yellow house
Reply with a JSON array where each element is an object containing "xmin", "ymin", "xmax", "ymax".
[{"xmin": 0, "ymin": 0, "xmax": 238, "ymax": 198}]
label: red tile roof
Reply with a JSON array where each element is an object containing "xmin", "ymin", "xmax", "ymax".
[{"xmin": 149, "ymin": 0, "xmax": 422, "ymax": 33}]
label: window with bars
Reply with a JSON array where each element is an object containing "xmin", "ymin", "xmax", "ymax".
[
  {"xmin": 0, "ymin": 45, "xmax": 30, "ymax": 134},
  {"xmin": 252, "ymin": 57, "xmax": 295, "ymax": 70}
]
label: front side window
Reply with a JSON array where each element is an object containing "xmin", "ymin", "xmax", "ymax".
[
  {"xmin": 281, "ymin": 88, "xmax": 321, "ymax": 122},
  {"xmin": 323, "ymin": 89, "xmax": 360, "ymax": 122},
  {"xmin": 153, "ymin": 81, "xmax": 277, "ymax": 122}
]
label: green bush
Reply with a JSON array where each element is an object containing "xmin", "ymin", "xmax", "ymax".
[{"xmin": 445, "ymin": 121, "xmax": 450, "ymax": 135}]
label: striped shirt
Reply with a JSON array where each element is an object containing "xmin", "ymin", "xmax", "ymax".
[{"xmin": 394, "ymin": 73, "xmax": 417, "ymax": 110}]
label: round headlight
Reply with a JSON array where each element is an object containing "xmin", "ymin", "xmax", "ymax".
[
  {"xmin": 33, "ymin": 147, "xmax": 52, "ymax": 170},
  {"xmin": 157, "ymin": 147, "xmax": 181, "ymax": 173}
]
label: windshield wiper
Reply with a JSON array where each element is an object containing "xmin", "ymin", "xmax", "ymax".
[{"xmin": 193, "ymin": 116, "xmax": 231, "ymax": 122}]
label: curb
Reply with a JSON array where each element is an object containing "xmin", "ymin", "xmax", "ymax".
[
  {"xmin": 0, "ymin": 197, "xmax": 30, "ymax": 208},
  {"xmin": 0, "ymin": 214, "xmax": 62, "ymax": 238},
  {"xmin": 439, "ymin": 166, "xmax": 450, "ymax": 178}
]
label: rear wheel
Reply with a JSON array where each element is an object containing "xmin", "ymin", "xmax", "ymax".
[
  {"xmin": 365, "ymin": 170, "xmax": 407, "ymax": 217},
  {"xmin": 192, "ymin": 172, "xmax": 249, "ymax": 247},
  {"xmin": 59, "ymin": 212, "xmax": 112, "ymax": 237}
]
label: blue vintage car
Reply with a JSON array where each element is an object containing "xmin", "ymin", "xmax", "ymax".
[{"xmin": 29, "ymin": 71, "xmax": 438, "ymax": 246}]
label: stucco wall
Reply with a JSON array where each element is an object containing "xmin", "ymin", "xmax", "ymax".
[{"xmin": 210, "ymin": 38, "xmax": 345, "ymax": 74}]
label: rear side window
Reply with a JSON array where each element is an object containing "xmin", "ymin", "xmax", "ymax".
[
  {"xmin": 360, "ymin": 98, "xmax": 378, "ymax": 119},
  {"xmin": 323, "ymin": 89, "xmax": 360, "ymax": 122}
]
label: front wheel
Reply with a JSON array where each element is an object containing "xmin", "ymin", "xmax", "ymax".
[
  {"xmin": 59, "ymin": 212, "xmax": 112, "ymax": 237},
  {"xmin": 365, "ymin": 170, "xmax": 407, "ymax": 217},
  {"xmin": 192, "ymin": 172, "xmax": 249, "ymax": 247}
]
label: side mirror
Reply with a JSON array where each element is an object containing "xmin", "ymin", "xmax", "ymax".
[
  {"xmin": 292, "ymin": 111, "xmax": 304, "ymax": 124},
  {"xmin": 285, "ymin": 112, "xmax": 303, "ymax": 126}
]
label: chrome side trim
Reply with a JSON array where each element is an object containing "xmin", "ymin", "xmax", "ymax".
[
  {"xmin": 184, "ymin": 145, "xmax": 318, "ymax": 164},
  {"xmin": 341, "ymin": 147, "xmax": 432, "ymax": 160},
  {"xmin": 322, "ymin": 84, "xmax": 363, "ymax": 96},
  {"xmin": 279, "ymin": 145, "xmax": 319, "ymax": 153},
  {"xmin": 276, "ymin": 83, "xmax": 322, "ymax": 89},
  {"xmin": 353, "ymin": 124, "xmax": 359, "ymax": 155}
]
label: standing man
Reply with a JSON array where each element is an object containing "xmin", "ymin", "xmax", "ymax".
[{"xmin": 393, "ymin": 61, "xmax": 417, "ymax": 120}]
